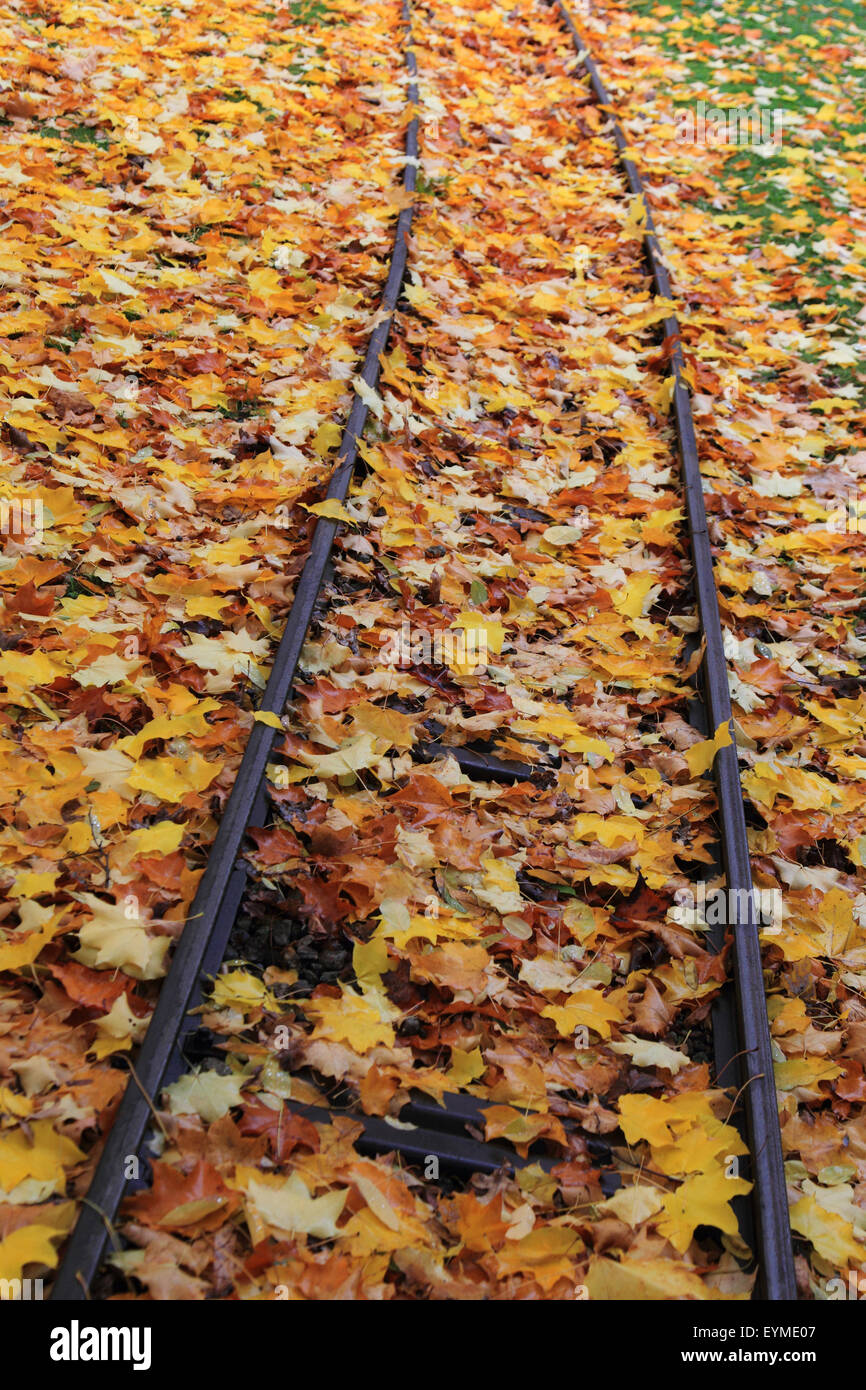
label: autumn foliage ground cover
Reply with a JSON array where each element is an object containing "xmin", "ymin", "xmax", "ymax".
[
  {"xmin": 0, "ymin": 0, "xmax": 864, "ymax": 1303},
  {"xmin": 575, "ymin": 0, "xmax": 866, "ymax": 1300},
  {"xmin": 0, "ymin": 0, "xmax": 410, "ymax": 1284}
]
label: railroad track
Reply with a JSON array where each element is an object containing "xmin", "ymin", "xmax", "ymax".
[{"xmin": 52, "ymin": 0, "xmax": 796, "ymax": 1302}]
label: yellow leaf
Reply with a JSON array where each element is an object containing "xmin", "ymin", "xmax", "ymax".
[
  {"xmin": 0, "ymin": 1121, "xmax": 83, "ymax": 1193},
  {"xmin": 0, "ymin": 913, "xmax": 63, "ymax": 971},
  {"xmin": 74, "ymin": 665, "xmax": 129, "ymax": 718},
  {"xmin": 542, "ymin": 525, "xmax": 584, "ymax": 547},
  {"xmin": 476, "ymin": 851, "xmax": 523, "ymax": 913},
  {"xmin": 819, "ymin": 887, "xmax": 857, "ymax": 956},
  {"xmin": 641, "ymin": 507, "xmax": 683, "ymax": 546},
  {"xmin": 790, "ymin": 1195, "xmax": 866, "ymax": 1268},
  {"xmin": 653, "ymin": 1126, "xmax": 744, "ymax": 1179},
  {"xmin": 354, "ymin": 377, "xmax": 384, "ymax": 419},
  {"xmin": 127, "ymin": 753, "xmax": 219, "ymax": 802},
  {"xmin": 622, "ymin": 194, "xmax": 648, "ymax": 239},
  {"xmin": 117, "ymin": 702, "xmax": 221, "ymax": 758},
  {"xmin": 253, "ymin": 710, "xmax": 284, "ymax": 731},
  {"xmin": 585, "ymin": 1254, "xmax": 733, "ymax": 1301},
  {"xmin": 204, "ymin": 536, "xmax": 254, "ymax": 566},
  {"xmin": 0, "ymin": 1086, "xmax": 33, "ymax": 1118},
  {"xmin": 658, "ymin": 1167, "xmax": 751, "ymax": 1253},
  {"xmin": 95, "ymin": 992, "xmax": 147, "ymax": 1044},
  {"xmin": 685, "ymin": 721, "xmax": 733, "ymax": 776},
  {"xmin": 447, "ymin": 1046, "xmax": 486, "ymax": 1087},
  {"xmin": 210, "ymin": 970, "xmax": 275, "ymax": 1013},
  {"xmin": 653, "ymin": 376, "xmax": 677, "ymax": 415},
  {"xmin": 599, "ymin": 1183, "xmax": 664, "ymax": 1227},
  {"xmin": 385, "ymin": 912, "xmax": 479, "ymax": 947},
  {"xmin": 451, "ymin": 611, "xmax": 505, "ymax": 656},
  {"xmin": 293, "ymin": 733, "xmax": 383, "ymax": 780},
  {"xmin": 185, "ymin": 594, "xmax": 231, "ymax": 620},
  {"xmin": 89, "ymin": 991, "xmax": 147, "ymax": 1059},
  {"xmin": 0, "ymin": 1225, "xmax": 66, "ymax": 1281},
  {"xmin": 353, "ymin": 934, "xmax": 392, "ymax": 992},
  {"xmin": 313, "ymin": 420, "xmax": 343, "ymax": 454},
  {"xmin": 380, "ymin": 516, "xmax": 418, "ymax": 548},
  {"xmin": 619, "ymin": 1093, "xmax": 747, "ymax": 1179},
  {"xmin": 610, "ymin": 1035, "xmax": 690, "ymax": 1073},
  {"xmin": 352, "ymin": 1171, "xmax": 404, "ymax": 1232},
  {"xmin": 128, "ymin": 822, "xmax": 184, "ymax": 857},
  {"xmin": 237, "ymin": 1168, "xmax": 347, "ymax": 1240},
  {"xmin": 0, "ymin": 650, "xmax": 66, "ymax": 709},
  {"xmin": 572, "ymin": 813, "xmax": 644, "ymax": 847},
  {"xmin": 514, "ymin": 714, "xmax": 613, "ymax": 761},
  {"xmin": 495, "ymin": 1226, "xmax": 583, "ymax": 1292},
  {"xmin": 350, "ymin": 702, "xmax": 414, "ymax": 749},
  {"xmin": 302, "ymin": 498, "xmax": 355, "ymax": 524},
  {"xmin": 164, "ymin": 1070, "xmax": 245, "ymax": 1124},
  {"xmin": 248, "ymin": 266, "xmax": 283, "ymax": 300},
  {"xmin": 611, "ymin": 572, "xmax": 655, "ymax": 619},
  {"xmin": 774, "ymin": 1056, "xmax": 844, "ymax": 1091},
  {"xmin": 402, "ymin": 281, "xmax": 436, "ymax": 313},
  {"xmin": 541, "ymin": 989, "xmax": 623, "ymax": 1040},
  {"xmin": 529, "ymin": 290, "xmax": 564, "ymax": 312},
  {"xmin": 618, "ymin": 1092, "xmax": 713, "ymax": 1148},
  {"xmin": 304, "ymin": 988, "xmax": 395, "ymax": 1053},
  {"xmin": 73, "ymin": 893, "xmax": 169, "ymax": 980},
  {"xmin": 98, "ymin": 267, "xmax": 140, "ymax": 297},
  {"xmin": 742, "ymin": 761, "xmax": 836, "ymax": 812}
]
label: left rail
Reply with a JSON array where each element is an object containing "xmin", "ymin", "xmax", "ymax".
[{"xmin": 50, "ymin": 3, "xmax": 420, "ymax": 1301}]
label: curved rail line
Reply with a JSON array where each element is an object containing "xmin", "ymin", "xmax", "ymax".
[
  {"xmin": 53, "ymin": 0, "xmax": 796, "ymax": 1301},
  {"xmin": 552, "ymin": 1, "xmax": 795, "ymax": 1299},
  {"xmin": 51, "ymin": 3, "xmax": 420, "ymax": 1301}
]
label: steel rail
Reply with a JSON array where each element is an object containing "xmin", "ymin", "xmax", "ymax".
[
  {"xmin": 51, "ymin": 6, "xmax": 421, "ymax": 1301},
  {"xmin": 554, "ymin": 1, "xmax": 795, "ymax": 1300}
]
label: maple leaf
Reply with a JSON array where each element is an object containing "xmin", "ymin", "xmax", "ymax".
[
  {"xmin": 0, "ymin": 1121, "xmax": 83, "ymax": 1195},
  {"xmin": 90, "ymin": 993, "xmax": 148, "ymax": 1060},
  {"xmin": 9, "ymin": 0, "xmax": 859, "ymax": 1303},
  {"xmin": 126, "ymin": 753, "xmax": 219, "ymax": 803},
  {"xmin": 446, "ymin": 1046, "xmax": 486, "ymax": 1087},
  {"xmin": 789, "ymin": 1195, "xmax": 866, "ymax": 1268},
  {"xmin": 610, "ymin": 1034, "xmax": 690, "ymax": 1074},
  {"xmin": 73, "ymin": 894, "xmax": 169, "ymax": 980},
  {"xmin": 164, "ymin": 1071, "xmax": 246, "ymax": 1125},
  {"xmin": 350, "ymin": 702, "xmax": 415, "ymax": 749},
  {"xmin": 127, "ymin": 823, "xmax": 185, "ymax": 857},
  {"xmin": 585, "ymin": 1255, "xmax": 734, "ymax": 1301},
  {"xmin": 125, "ymin": 1160, "xmax": 238, "ymax": 1233},
  {"xmin": 292, "ymin": 733, "xmax": 385, "ymax": 780},
  {"xmin": 0, "ymin": 904, "xmax": 65, "ymax": 971},
  {"xmin": 238, "ymin": 1168, "xmax": 347, "ymax": 1241},
  {"xmin": 303, "ymin": 498, "xmax": 356, "ymax": 524},
  {"xmin": 303, "ymin": 988, "xmax": 396, "ymax": 1053},
  {"xmin": 632, "ymin": 977, "xmax": 674, "ymax": 1036},
  {"xmin": 0, "ymin": 1224, "xmax": 66, "ymax": 1281},
  {"xmin": 598, "ymin": 1183, "xmax": 664, "ymax": 1227},
  {"xmin": 684, "ymin": 720, "xmax": 734, "ymax": 776},
  {"xmin": 110, "ymin": 1235, "xmax": 209, "ymax": 1302},
  {"xmin": 494, "ymin": 1226, "xmax": 584, "ymax": 1292},
  {"xmin": 658, "ymin": 1166, "xmax": 752, "ymax": 1253},
  {"xmin": 541, "ymin": 990, "xmax": 624, "ymax": 1041}
]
